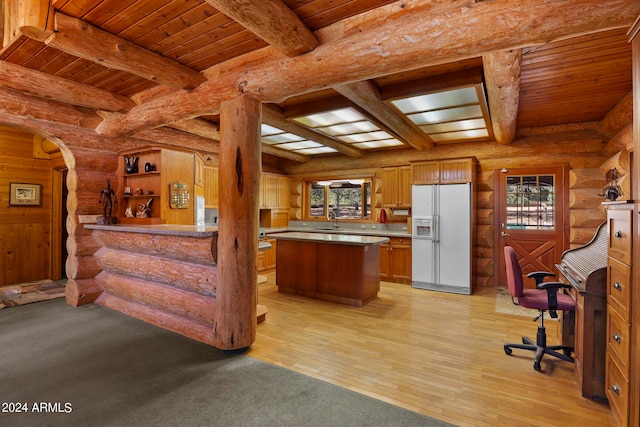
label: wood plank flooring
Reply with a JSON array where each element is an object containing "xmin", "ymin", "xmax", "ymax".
[{"xmin": 248, "ymin": 272, "xmax": 615, "ymax": 427}]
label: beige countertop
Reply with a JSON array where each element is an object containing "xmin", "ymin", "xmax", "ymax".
[
  {"xmin": 85, "ymin": 223, "xmax": 218, "ymax": 238},
  {"xmin": 269, "ymin": 231, "xmax": 389, "ymax": 246}
]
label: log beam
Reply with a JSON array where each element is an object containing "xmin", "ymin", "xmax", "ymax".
[
  {"xmin": 94, "ymin": 0, "xmax": 638, "ymax": 138},
  {"xmin": 483, "ymin": 49, "xmax": 521, "ymax": 145},
  {"xmin": 214, "ymin": 95, "xmax": 261, "ymax": 350},
  {"xmin": 0, "ymin": 60, "xmax": 135, "ymax": 112},
  {"xmin": 204, "ymin": 0, "xmax": 318, "ymax": 57},
  {"xmin": 45, "ymin": 12, "xmax": 206, "ymax": 90},
  {"xmin": 333, "ymin": 80, "xmax": 434, "ymax": 151}
]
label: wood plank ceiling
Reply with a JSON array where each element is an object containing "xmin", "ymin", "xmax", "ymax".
[{"xmin": 0, "ymin": 0, "xmax": 636, "ymax": 163}]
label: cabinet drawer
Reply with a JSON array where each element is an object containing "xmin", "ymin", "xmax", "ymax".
[
  {"xmin": 607, "ymin": 208, "xmax": 631, "ymax": 265},
  {"xmin": 607, "ymin": 305, "xmax": 631, "ymax": 372},
  {"xmin": 607, "ymin": 256, "xmax": 631, "ymax": 321},
  {"xmin": 606, "ymin": 356, "xmax": 629, "ymax": 427},
  {"xmin": 389, "ymin": 237, "xmax": 411, "ymax": 246}
]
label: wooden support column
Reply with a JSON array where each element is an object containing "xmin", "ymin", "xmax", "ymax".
[{"xmin": 214, "ymin": 95, "xmax": 261, "ymax": 350}]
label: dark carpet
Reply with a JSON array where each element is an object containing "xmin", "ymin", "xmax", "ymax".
[{"xmin": 0, "ymin": 298, "xmax": 454, "ymax": 427}]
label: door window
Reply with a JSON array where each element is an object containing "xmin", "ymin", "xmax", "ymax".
[{"xmin": 505, "ymin": 174, "xmax": 554, "ymax": 230}]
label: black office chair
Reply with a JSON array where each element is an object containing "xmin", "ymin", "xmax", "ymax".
[{"xmin": 503, "ymin": 246, "xmax": 575, "ymax": 371}]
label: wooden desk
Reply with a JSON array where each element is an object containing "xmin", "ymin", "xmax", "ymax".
[{"xmin": 557, "ymin": 263, "xmax": 607, "ymax": 401}]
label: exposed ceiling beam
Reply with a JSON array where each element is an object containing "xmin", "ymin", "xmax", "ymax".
[
  {"xmin": 204, "ymin": 0, "xmax": 318, "ymax": 57},
  {"xmin": 262, "ymin": 104, "xmax": 363, "ymax": 158},
  {"xmin": 0, "ymin": 60, "xmax": 135, "ymax": 112},
  {"xmin": 166, "ymin": 118, "xmax": 221, "ymax": 141},
  {"xmin": 262, "ymin": 144, "xmax": 310, "ymax": 163},
  {"xmin": 95, "ymin": 0, "xmax": 639, "ymax": 138},
  {"xmin": 482, "ymin": 49, "xmax": 522, "ymax": 145},
  {"xmin": 43, "ymin": 12, "xmax": 206, "ymax": 90},
  {"xmin": 333, "ymin": 81, "xmax": 434, "ymax": 151}
]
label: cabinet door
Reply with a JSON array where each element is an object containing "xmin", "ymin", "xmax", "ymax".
[
  {"xmin": 203, "ymin": 166, "xmax": 219, "ymax": 208},
  {"xmin": 265, "ymin": 239, "xmax": 277, "ymax": 270},
  {"xmin": 382, "ymin": 168, "xmax": 399, "ymax": 206},
  {"xmin": 379, "ymin": 243, "xmax": 390, "ymax": 281},
  {"xmin": 412, "ymin": 161, "xmax": 440, "ymax": 184},
  {"xmin": 440, "ymin": 158, "xmax": 475, "ymax": 184},
  {"xmin": 398, "ymin": 166, "xmax": 412, "ymax": 206},
  {"xmin": 389, "ymin": 238, "xmax": 412, "ymax": 284},
  {"xmin": 277, "ymin": 176, "xmax": 291, "ymax": 209},
  {"xmin": 260, "ymin": 174, "xmax": 279, "ymax": 208}
]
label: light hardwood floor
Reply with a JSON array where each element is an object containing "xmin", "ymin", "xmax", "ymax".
[{"xmin": 248, "ymin": 272, "xmax": 615, "ymax": 427}]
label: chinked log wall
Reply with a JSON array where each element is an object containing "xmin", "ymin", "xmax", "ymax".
[{"xmin": 91, "ymin": 229, "xmax": 219, "ymax": 346}]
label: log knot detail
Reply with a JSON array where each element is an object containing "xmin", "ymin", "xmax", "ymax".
[{"xmin": 235, "ymin": 146, "xmax": 244, "ymax": 195}]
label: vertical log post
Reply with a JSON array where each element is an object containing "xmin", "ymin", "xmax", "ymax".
[{"xmin": 214, "ymin": 95, "xmax": 261, "ymax": 350}]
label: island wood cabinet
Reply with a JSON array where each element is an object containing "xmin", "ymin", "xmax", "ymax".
[
  {"xmin": 379, "ymin": 237, "xmax": 412, "ymax": 284},
  {"xmin": 411, "ymin": 158, "xmax": 477, "ymax": 184},
  {"xmin": 382, "ymin": 166, "xmax": 411, "ymax": 208},
  {"xmin": 605, "ymin": 204, "xmax": 635, "ymax": 427},
  {"xmin": 117, "ymin": 147, "xmax": 195, "ymax": 225}
]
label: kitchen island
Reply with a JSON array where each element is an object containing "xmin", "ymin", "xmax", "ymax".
[{"xmin": 270, "ymin": 232, "xmax": 389, "ymax": 306}]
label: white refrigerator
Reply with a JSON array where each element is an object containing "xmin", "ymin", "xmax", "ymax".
[{"xmin": 411, "ymin": 183, "xmax": 472, "ymax": 294}]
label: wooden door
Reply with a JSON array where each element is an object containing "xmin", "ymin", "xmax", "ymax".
[{"xmin": 495, "ymin": 166, "xmax": 569, "ymax": 288}]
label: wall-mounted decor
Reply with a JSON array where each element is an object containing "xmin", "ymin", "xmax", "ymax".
[
  {"xmin": 9, "ymin": 182, "xmax": 41, "ymax": 206},
  {"xmin": 169, "ymin": 181, "xmax": 190, "ymax": 209}
]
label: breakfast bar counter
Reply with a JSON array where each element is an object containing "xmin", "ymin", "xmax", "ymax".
[{"xmin": 270, "ymin": 232, "xmax": 389, "ymax": 306}]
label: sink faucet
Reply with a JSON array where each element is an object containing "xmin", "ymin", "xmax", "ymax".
[{"xmin": 328, "ymin": 211, "xmax": 339, "ymax": 228}]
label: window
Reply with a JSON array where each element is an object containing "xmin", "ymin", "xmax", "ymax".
[
  {"xmin": 308, "ymin": 179, "xmax": 372, "ymax": 220},
  {"xmin": 505, "ymin": 175, "xmax": 554, "ymax": 229}
]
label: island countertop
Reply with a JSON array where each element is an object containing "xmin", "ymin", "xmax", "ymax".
[{"xmin": 269, "ymin": 231, "xmax": 389, "ymax": 246}]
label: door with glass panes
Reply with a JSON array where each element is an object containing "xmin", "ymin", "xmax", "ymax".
[{"xmin": 495, "ymin": 166, "xmax": 569, "ymax": 288}]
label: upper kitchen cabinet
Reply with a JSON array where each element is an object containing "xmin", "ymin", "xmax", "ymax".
[
  {"xmin": 412, "ymin": 158, "xmax": 477, "ymax": 184},
  {"xmin": 260, "ymin": 173, "xmax": 291, "ymax": 209},
  {"xmin": 203, "ymin": 166, "xmax": 219, "ymax": 208},
  {"xmin": 118, "ymin": 147, "xmax": 195, "ymax": 225},
  {"xmin": 382, "ymin": 166, "xmax": 411, "ymax": 208}
]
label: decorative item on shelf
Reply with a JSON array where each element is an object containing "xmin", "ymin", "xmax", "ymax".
[
  {"xmin": 144, "ymin": 162, "xmax": 155, "ymax": 172},
  {"xmin": 124, "ymin": 186, "xmax": 132, "ymax": 196},
  {"xmin": 137, "ymin": 198, "xmax": 153, "ymax": 218},
  {"xmin": 125, "ymin": 205, "xmax": 135, "ymax": 218},
  {"xmin": 97, "ymin": 178, "xmax": 118, "ymax": 225},
  {"xmin": 143, "ymin": 190, "xmax": 154, "ymax": 195},
  {"xmin": 599, "ymin": 167, "xmax": 623, "ymax": 201},
  {"xmin": 125, "ymin": 156, "xmax": 139, "ymax": 174},
  {"xmin": 169, "ymin": 181, "xmax": 190, "ymax": 209},
  {"xmin": 134, "ymin": 188, "xmax": 143, "ymax": 195}
]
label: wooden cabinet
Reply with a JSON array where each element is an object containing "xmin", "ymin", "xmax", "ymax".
[
  {"xmin": 203, "ymin": 166, "xmax": 219, "ymax": 208},
  {"xmin": 605, "ymin": 204, "xmax": 634, "ymax": 426},
  {"xmin": 260, "ymin": 173, "xmax": 291, "ymax": 209},
  {"xmin": 412, "ymin": 157, "xmax": 477, "ymax": 184},
  {"xmin": 258, "ymin": 238, "xmax": 277, "ymax": 272},
  {"xmin": 380, "ymin": 237, "xmax": 411, "ymax": 284},
  {"xmin": 118, "ymin": 147, "xmax": 195, "ymax": 225},
  {"xmin": 382, "ymin": 166, "xmax": 411, "ymax": 208}
]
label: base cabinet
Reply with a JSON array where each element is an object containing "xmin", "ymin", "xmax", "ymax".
[
  {"xmin": 380, "ymin": 237, "xmax": 411, "ymax": 284},
  {"xmin": 258, "ymin": 238, "xmax": 277, "ymax": 272}
]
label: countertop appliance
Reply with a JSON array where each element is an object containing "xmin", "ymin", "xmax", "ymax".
[{"xmin": 411, "ymin": 183, "xmax": 472, "ymax": 294}]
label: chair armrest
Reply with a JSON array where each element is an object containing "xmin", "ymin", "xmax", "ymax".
[
  {"xmin": 536, "ymin": 282, "xmax": 572, "ymax": 318},
  {"xmin": 527, "ymin": 270, "xmax": 556, "ymax": 285}
]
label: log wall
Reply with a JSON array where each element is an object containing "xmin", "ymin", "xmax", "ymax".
[{"xmin": 92, "ymin": 229, "xmax": 219, "ymax": 346}]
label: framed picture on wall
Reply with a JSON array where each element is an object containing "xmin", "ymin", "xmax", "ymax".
[{"xmin": 9, "ymin": 182, "xmax": 42, "ymax": 206}]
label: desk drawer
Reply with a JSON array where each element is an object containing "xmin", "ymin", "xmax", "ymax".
[
  {"xmin": 606, "ymin": 356, "xmax": 629, "ymax": 427},
  {"xmin": 607, "ymin": 257, "xmax": 631, "ymax": 321},
  {"xmin": 607, "ymin": 208, "xmax": 631, "ymax": 265},
  {"xmin": 606, "ymin": 304, "xmax": 631, "ymax": 372}
]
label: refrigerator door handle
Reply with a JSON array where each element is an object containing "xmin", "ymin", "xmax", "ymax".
[{"xmin": 433, "ymin": 215, "xmax": 439, "ymax": 243}]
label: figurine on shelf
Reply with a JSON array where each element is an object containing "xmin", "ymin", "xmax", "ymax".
[
  {"xmin": 137, "ymin": 198, "xmax": 154, "ymax": 218},
  {"xmin": 98, "ymin": 178, "xmax": 118, "ymax": 224},
  {"xmin": 599, "ymin": 167, "xmax": 623, "ymax": 201},
  {"xmin": 125, "ymin": 156, "xmax": 139, "ymax": 174},
  {"xmin": 125, "ymin": 205, "xmax": 134, "ymax": 218}
]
